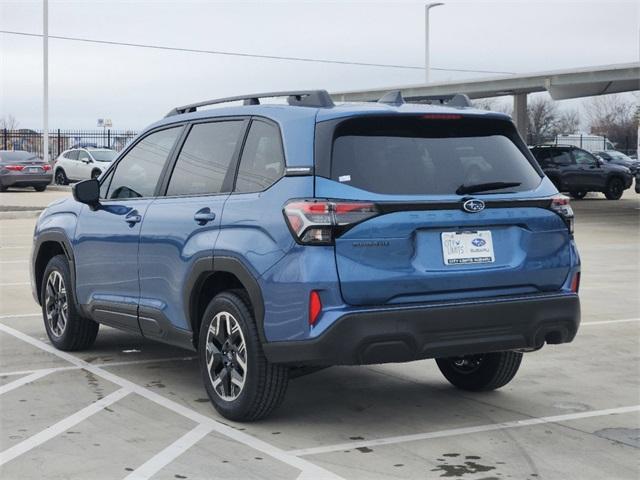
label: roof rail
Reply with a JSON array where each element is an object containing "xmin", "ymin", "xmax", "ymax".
[{"xmin": 165, "ymin": 90, "xmax": 334, "ymax": 117}]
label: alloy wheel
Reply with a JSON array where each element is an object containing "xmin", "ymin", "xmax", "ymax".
[
  {"xmin": 205, "ymin": 311, "xmax": 248, "ymax": 401},
  {"xmin": 44, "ymin": 270, "xmax": 68, "ymax": 337}
]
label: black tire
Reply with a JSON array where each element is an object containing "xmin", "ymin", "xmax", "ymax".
[
  {"xmin": 34, "ymin": 185, "xmax": 47, "ymax": 192},
  {"xmin": 436, "ymin": 351, "xmax": 523, "ymax": 392},
  {"xmin": 0, "ymin": 185, "xmax": 7, "ymax": 192},
  {"xmin": 604, "ymin": 177, "xmax": 624, "ymax": 200},
  {"xmin": 569, "ymin": 190, "xmax": 587, "ymax": 200},
  {"xmin": 91, "ymin": 169, "xmax": 101, "ymax": 179},
  {"xmin": 54, "ymin": 168, "xmax": 68, "ymax": 185},
  {"xmin": 198, "ymin": 291, "xmax": 288, "ymax": 421},
  {"xmin": 41, "ymin": 254, "xmax": 99, "ymax": 351}
]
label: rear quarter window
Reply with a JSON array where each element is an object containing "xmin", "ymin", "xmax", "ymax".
[{"xmin": 324, "ymin": 116, "xmax": 542, "ymax": 195}]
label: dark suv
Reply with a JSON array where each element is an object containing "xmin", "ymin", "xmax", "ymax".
[
  {"xmin": 530, "ymin": 145, "xmax": 633, "ymax": 200},
  {"xmin": 31, "ymin": 91, "xmax": 581, "ymax": 421}
]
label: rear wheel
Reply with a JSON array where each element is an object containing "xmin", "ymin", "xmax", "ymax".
[
  {"xmin": 604, "ymin": 177, "xmax": 624, "ymax": 200},
  {"xmin": 436, "ymin": 351, "xmax": 523, "ymax": 391},
  {"xmin": 54, "ymin": 168, "xmax": 68, "ymax": 185},
  {"xmin": 198, "ymin": 291, "xmax": 288, "ymax": 421},
  {"xmin": 41, "ymin": 255, "xmax": 99, "ymax": 350},
  {"xmin": 0, "ymin": 185, "xmax": 7, "ymax": 192},
  {"xmin": 34, "ymin": 185, "xmax": 47, "ymax": 192},
  {"xmin": 569, "ymin": 190, "xmax": 587, "ymax": 200}
]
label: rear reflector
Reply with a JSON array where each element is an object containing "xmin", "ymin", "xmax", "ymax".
[
  {"xmin": 550, "ymin": 194, "xmax": 574, "ymax": 234},
  {"xmin": 570, "ymin": 272, "xmax": 581, "ymax": 293},
  {"xmin": 309, "ymin": 290, "xmax": 322, "ymax": 326}
]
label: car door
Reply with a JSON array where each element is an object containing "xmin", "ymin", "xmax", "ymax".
[
  {"xmin": 76, "ymin": 150, "xmax": 93, "ymax": 180},
  {"xmin": 549, "ymin": 149, "xmax": 578, "ymax": 190},
  {"xmin": 61, "ymin": 150, "xmax": 79, "ymax": 179},
  {"xmin": 572, "ymin": 148, "xmax": 603, "ymax": 189},
  {"xmin": 137, "ymin": 119, "xmax": 247, "ymax": 341},
  {"xmin": 74, "ymin": 126, "xmax": 183, "ymax": 332}
]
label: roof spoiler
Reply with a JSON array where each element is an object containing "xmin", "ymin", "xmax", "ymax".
[
  {"xmin": 165, "ymin": 90, "xmax": 334, "ymax": 117},
  {"xmin": 377, "ymin": 91, "xmax": 472, "ymax": 108}
]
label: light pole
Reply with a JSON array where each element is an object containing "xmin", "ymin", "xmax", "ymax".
[
  {"xmin": 424, "ymin": 2, "xmax": 444, "ymax": 84},
  {"xmin": 43, "ymin": 0, "xmax": 49, "ymax": 163}
]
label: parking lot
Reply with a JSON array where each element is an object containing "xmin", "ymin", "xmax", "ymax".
[{"xmin": 0, "ymin": 188, "xmax": 638, "ymax": 480}]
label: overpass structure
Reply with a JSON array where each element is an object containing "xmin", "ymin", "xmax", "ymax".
[{"xmin": 331, "ymin": 62, "xmax": 640, "ymax": 137}]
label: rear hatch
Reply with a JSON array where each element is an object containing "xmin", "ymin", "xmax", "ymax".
[{"xmin": 313, "ymin": 114, "xmax": 573, "ymax": 306}]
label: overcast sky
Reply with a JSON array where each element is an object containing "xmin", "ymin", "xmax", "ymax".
[{"xmin": 1, "ymin": 0, "xmax": 638, "ymax": 129}]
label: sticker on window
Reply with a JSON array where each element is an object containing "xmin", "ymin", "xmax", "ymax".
[{"xmin": 338, "ymin": 175, "xmax": 351, "ymax": 183}]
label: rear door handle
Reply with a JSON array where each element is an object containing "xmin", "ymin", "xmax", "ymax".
[{"xmin": 194, "ymin": 208, "xmax": 216, "ymax": 225}]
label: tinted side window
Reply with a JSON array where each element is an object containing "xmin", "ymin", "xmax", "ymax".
[
  {"xmin": 573, "ymin": 149, "xmax": 597, "ymax": 166},
  {"xmin": 66, "ymin": 150, "xmax": 79, "ymax": 160},
  {"xmin": 77, "ymin": 150, "xmax": 91, "ymax": 162},
  {"xmin": 531, "ymin": 149, "xmax": 550, "ymax": 166},
  {"xmin": 99, "ymin": 169, "xmax": 114, "ymax": 199},
  {"xmin": 167, "ymin": 121, "xmax": 243, "ymax": 196},
  {"xmin": 550, "ymin": 150, "xmax": 572, "ymax": 166},
  {"xmin": 235, "ymin": 121, "xmax": 285, "ymax": 193},
  {"xmin": 107, "ymin": 127, "xmax": 181, "ymax": 199}
]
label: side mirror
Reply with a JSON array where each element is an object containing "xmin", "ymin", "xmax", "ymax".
[{"xmin": 73, "ymin": 179, "xmax": 100, "ymax": 208}]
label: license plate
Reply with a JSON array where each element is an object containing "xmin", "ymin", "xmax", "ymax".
[
  {"xmin": 27, "ymin": 167, "xmax": 42, "ymax": 173},
  {"xmin": 441, "ymin": 230, "xmax": 495, "ymax": 265}
]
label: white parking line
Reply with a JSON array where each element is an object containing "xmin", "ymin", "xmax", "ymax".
[
  {"xmin": 0, "ymin": 246, "xmax": 30, "ymax": 249},
  {"xmin": 0, "ymin": 388, "xmax": 130, "ymax": 466},
  {"xmin": 0, "ymin": 260, "xmax": 28, "ymax": 264},
  {"xmin": 0, "ymin": 282, "xmax": 30, "ymax": 287},
  {"xmin": 289, "ymin": 405, "xmax": 640, "ymax": 457},
  {"xmin": 582, "ymin": 318, "xmax": 639, "ymax": 326},
  {"xmin": 0, "ymin": 313, "xmax": 40, "ymax": 319},
  {"xmin": 123, "ymin": 423, "xmax": 215, "ymax": 480},
  {"xmin": 0, "ymin": 323, "xmax": 343, "ymax": 480},
  {"xmin": 0, "ymin": 356, "xmax": 196, "ymax": 377},
  {"xmin": 0, "ymin": 368, "xmax": 56, "ymax": 395}
]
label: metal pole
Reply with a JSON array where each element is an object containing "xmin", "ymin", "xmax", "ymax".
[
  {"xmin": 43, "ymin": 0, "xmax": 49, "ymax": 163},
  {"xmin": 424, "ymin": 2, "xmax": 444, "ymax": 84}
]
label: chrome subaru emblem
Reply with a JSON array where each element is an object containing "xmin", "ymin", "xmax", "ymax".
[
  {"xmin": 472, "ymin": 238, "xmax": 486, "ymax": 247},
  {"xmin": 463, "ymin": 199, "xmax": 485, "ymax": 213}
]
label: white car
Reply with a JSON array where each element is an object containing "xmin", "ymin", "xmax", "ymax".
[{"xmin": 53, "ymin": 148, "xmax": 117, "ymax": 184}]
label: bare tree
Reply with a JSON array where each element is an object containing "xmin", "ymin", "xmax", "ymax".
[
  {"xmin": 527, "ymin": 97, "xmax": 558, "ymax": 144},
  {"xmin": 585, "ymin": 94, "xmax": 638, "ymax": 153},
  {"xmin": 555, "ymin": 109, "xmax": 581, "ymax": 135},
  {"xmin": 0, "ymin": 115, "xmax": 19, "ymax": 130},
  {"xmin": 472, "ymin": 98, "xmax": 513, "ymax": 116}
]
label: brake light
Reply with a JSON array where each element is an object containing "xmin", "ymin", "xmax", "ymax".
[
  {"xmin": 570, "ymin": 272, "xmax": 580, "ymax": 293},
  {"xmin": 550, "ymin": 195, "xmax": 574, "ymax": 234},
  {"xmin": 5, "ymin": 165, "xmax": 24, "ymax": 171},
  {"xmin": 422, "ymin": 114, "xmax": 462, "ymax": 120},
  {"xmin": 309, "ymin": 290, "xmax": 322, "ymax": 326},
  {"xmin": 284, "ymin": 199, "xmax": 378, "ymax": 245},
  {"xmin": 43, "ymin": 164, "xmax": 51, "ymax": 171}
]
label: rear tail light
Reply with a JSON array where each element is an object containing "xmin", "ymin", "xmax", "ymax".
[
  {"xmin": 43, "ymin": 164, "xmax": 51, "ymax": 171},
  {"xmin": 5, "ymin": 165, "xmax": 25, "ymax": 171},
  {"xmin": 309, "ymin": 290, "xmax": 322, "ymax": 326},
  {"xmin": 284, "ymin": 199, "xmax": 378, "ymax": 245},
  {"xmin": 570, "ymin": 272, "xmax": 581, "ymax": 293},
  {"xmin": 550, "ymin": 195, "xmax": 574, "ymax": 234}
]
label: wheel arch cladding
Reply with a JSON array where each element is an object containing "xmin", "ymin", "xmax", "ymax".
[
  {"xmin": 33, "ymin": 232, "xmax": 75, "ymax": 305},
  {"xmin": 187, "ymin": 256, "xmax": 266, "ymax": 347}
]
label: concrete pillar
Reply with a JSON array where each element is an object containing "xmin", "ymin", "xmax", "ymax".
[{"xmin": 513, "ymin": 93, "xmax": 528, "ymax": 141}]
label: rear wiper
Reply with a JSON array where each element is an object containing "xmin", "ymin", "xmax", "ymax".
[{"xmin": 456, "ymin": 181, "xmax": 522, "ymax": 195}]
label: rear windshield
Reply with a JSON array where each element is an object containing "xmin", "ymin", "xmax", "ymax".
[{"xmin": 328, "ymin": 116, "xmax": 541, "ymax": 195}]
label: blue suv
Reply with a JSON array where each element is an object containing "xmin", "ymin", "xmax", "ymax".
[{"xmin": 31, "ymin": 90, "xmax": 581, "ymax": 421}]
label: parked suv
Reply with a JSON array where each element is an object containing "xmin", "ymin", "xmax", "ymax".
[
  {"xmin": 530, "ymin": 145, "xmax": 633, "ymax": 200},
  {"xmin": 54, "ymin": 148, "xmax": 117, "ymax": 184},
  {"xmin": 31, "ymin": 91, "xmax": 581, "ymax": 421}
]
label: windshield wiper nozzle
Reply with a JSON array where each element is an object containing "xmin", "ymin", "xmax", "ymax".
[{"xmin": 456, "ymin": 181, "xmax": 522, "ymax": 195}]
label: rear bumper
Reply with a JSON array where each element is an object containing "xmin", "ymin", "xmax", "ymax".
[
  {"xmin": 263, "ymin": 293, "xmax": 580, "ymax": 366},
  {"xmin": 1, "ymin": 173, "xmax": 52, "ymax": 187}
]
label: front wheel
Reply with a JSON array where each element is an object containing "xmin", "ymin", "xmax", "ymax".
[
  {"xmin": 34, "ymin": 185, "xmax": 47, "ymax": 192},
  {"xmin": 198, "ymin": 291, "xmax": 288, "ymax": 421},
  {"xmin": 604, "ymin": 177, "xmax": 624, "ymax": 200},
  {"xmin": 41, "ymin": 254, "xmax": 99, "ymax": 350},
  {"xmin": 435, "ymin": 351, "xmax": 523, "ymax": 391}
]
